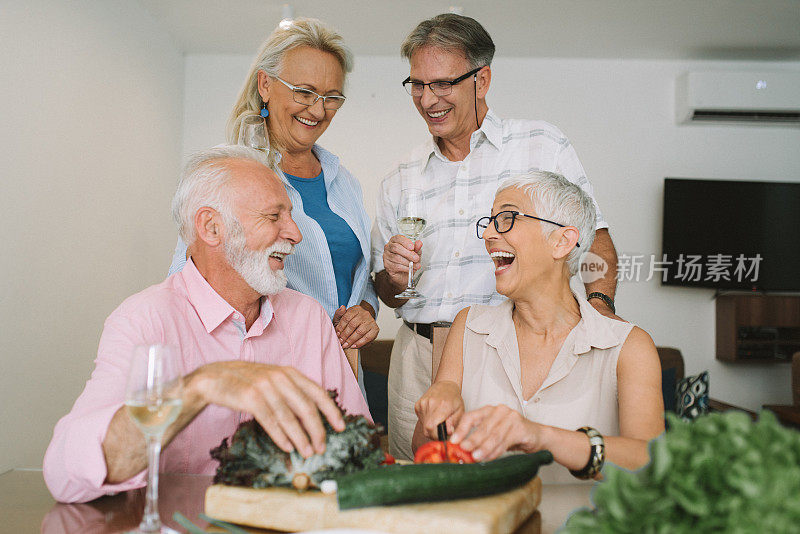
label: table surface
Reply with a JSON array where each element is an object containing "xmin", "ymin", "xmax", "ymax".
[{"xmin": 1, "ymin": 469, "xmax": 592, "ymax": 534}]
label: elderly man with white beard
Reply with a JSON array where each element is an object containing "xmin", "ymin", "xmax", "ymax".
[{"xmin": 43, "ymin": 145, "xmax": 370, "ymax": 504}]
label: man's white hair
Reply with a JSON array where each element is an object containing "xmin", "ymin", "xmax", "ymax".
[
  {"xmin": 497, "ymin": 171, "xmax": 597, "ymax": 275},
  {"xmin": 171, "ymin": 145, "xmax": 268, "ymax": 245}
]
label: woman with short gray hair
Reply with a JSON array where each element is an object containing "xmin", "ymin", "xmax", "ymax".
[
  {"xmin": 169, "ymin": 18, "xmax": 379, "ymax": 359},
  {"xmin": 414, "ymin": 171, "xmax": 664, "ymax": 483}
]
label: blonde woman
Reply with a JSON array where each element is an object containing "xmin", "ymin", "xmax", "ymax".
[{"xmin": 169, "ymin": 19, "xmax": 379, "ymax": 352}]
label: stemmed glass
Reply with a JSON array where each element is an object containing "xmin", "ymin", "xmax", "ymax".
[
  {"xmin": 238, "ymin": 114, "xmax": 270, "ymax": 155},
  {"xmin": 125, "ymin": 345, "xmax": 183, "ymax": 534},
  {"xmin": 395, "ymin": 188, "xmax": 427, "ymax": 299}
]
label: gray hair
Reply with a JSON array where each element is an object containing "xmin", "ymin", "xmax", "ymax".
[
  {"xmin": 171, "ymin": 145, "xmax": 268, "ymax": 244},
  {"xmin": 497, "ymin": 172, "xmax": 597, "ymax": 275},
  {"xmin": 227, "ymin": 17, "xmax": 354, "ymax": 157},
  {"xmin": 401, "ymin": 13, "xmax": 495, "ymax": 68}
]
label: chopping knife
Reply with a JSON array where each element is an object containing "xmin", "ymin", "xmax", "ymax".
[{"xmin": 437, "ymin": 421, "xmax": 450, "ymax": 462}]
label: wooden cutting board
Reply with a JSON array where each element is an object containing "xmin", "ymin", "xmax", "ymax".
[{"xmin": 205, "ymin": 476, "xmax": 542, "ymax": 534}]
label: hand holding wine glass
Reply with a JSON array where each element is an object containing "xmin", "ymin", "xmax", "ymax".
[
  {"xmin": 395, "ymin": 188, "xmax": 426, "ymax": 299},
  {"xmin": 125, "ymin": 345, "xmax": 183, "ymax": 534}
]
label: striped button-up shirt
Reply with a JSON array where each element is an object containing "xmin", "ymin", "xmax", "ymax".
[
  {"xmin": 370, "ymin": 109, "xmax": 607, "ymax": 324},
  {"xmin": 169, "ymin": 144, "xmax": 379, "ymax": 319}
]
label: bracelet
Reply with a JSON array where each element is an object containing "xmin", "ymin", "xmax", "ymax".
[
  {"xmin": 569, "ymin": 426, "xmax": 605, "ymax": 480},
  {"xmin": 587, "ymin": 292, "xmax": 615, "ymax": 314}
]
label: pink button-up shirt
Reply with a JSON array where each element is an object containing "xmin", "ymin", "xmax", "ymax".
[{"xmin": 43, "ymin": 259, "xmax": 370, "ymax": 503}]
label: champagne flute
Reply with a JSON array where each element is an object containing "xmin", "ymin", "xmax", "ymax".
[
  {"xmin": 395, "ymin": 188, "xmax": 427, "ymax": 299},
  {"xmin": 238, "ymin": 114, "xmax": 270, "ymax": 155},
  {"xmin": 125, "ymin": 345, "xmax": 183, "ymax": 534}
]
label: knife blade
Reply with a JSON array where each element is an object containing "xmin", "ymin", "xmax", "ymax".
[{"xmin": 437, "ymin": 421, "xmax": 449, "ymax": 462}]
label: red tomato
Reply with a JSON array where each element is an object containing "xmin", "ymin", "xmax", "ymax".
[{"xmin": 414, "ymin": 441, "xmax": 475, "ymax": 464}]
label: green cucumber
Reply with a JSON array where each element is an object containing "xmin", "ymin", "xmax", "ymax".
[{"xmin": 336, "ymin": 450, "xmax": 553, "ymax": 510}]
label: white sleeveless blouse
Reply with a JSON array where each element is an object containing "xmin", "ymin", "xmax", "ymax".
[{"xmin": 460, "ymin": 290, "xmax": 634, "ymax": 483}]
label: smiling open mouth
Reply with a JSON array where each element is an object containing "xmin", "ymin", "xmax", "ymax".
[
  {"xmin": 490, "ymin": 251, "xmax": 516, "ymax": 271},
  {"xmin": 427, "ymin": 109, "xmax": 451, "ymax": 119},
  {"xmin": 295, "ymin": 117, "xmax": 318, "ymax": 126}
]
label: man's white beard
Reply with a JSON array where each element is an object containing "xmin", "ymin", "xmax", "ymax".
[{"xmin": 224, "ymin": 220, "xmax": 293, "ymax": 296}]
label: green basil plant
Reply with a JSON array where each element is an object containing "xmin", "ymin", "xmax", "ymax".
[{"xmin": 563, "ymin": 410, "xmax": 800, "ymax": 533}]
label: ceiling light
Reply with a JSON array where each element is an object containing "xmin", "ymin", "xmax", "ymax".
[{"xmin": 279, "ymin": 3, "xmax": 294, "ymax": 29}]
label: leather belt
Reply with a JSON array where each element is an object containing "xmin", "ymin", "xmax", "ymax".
[{"xmin": 403, "ymin": 321, "xmax": 452, "ymax": 343}]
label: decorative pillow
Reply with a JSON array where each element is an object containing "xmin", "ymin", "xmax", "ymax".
[{"xmin": 675, "ymin": 371, "xmax": 709, "ymax": 420}]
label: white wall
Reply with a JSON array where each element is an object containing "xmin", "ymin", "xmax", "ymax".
[
  {"xmin": 184, "ymin": 53, "xmax": 800, "ymax": 412},
  {"xmin": 1, "ymin": 6, "xmax": 797, "ymax": 474},
  {"xmin": 0, "ymin": 2, "xmax": 184, "ymax": 471}
]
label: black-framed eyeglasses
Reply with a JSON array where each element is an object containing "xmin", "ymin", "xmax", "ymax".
[
  {"xmin": 276, "ymin": 77, "xmax": 346, "ymax": 110},
  {"xmin": 475, "ymin": 210, "xmax": 579, "ymax": 246},
  {"xmin": 402, "ymin": 66, "xmax": 483, "ymax": 97}
]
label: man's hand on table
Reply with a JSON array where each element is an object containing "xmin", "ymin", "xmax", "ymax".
[
  {"xmin": 103, "ymin": 362, "xmax": 345, "ymax": 484},
  {"xmin": 188, "ymin": 362, "xmax": 345, "ymax": 457}
]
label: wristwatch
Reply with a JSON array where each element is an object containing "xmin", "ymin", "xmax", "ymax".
[{"xmin": 587, "ymin": 292, "xmax": 615, "ymax": 314}]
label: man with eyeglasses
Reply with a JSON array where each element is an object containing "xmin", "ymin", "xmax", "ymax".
[{"xmin": 370, "ymin": 13, "xmax": 620, "ymax": 460}]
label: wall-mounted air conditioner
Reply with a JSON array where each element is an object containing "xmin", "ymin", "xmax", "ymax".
[{"xmin": 676, "ymin": 71, "xmax": 800, "ymax": 125}]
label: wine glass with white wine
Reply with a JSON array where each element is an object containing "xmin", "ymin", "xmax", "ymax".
[
  {"xmin": 125, "ymin": 345, "xmax": 183, "ymax": 534},
  {"xmin": 238, "ymin": 114, "xmax": 270, "ymax": 155},
  {"xmin": 395, "ymin": 187, "xmax": 426, "ymax": 299}
]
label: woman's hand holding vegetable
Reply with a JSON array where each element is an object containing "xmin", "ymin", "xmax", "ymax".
[{"xmin": 451, "ymin": 404, "xmax": 545, "ymax": 461}]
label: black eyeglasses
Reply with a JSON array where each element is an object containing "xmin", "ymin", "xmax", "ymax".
[
  {"xmin": 476, "ymin": 210, "xmax": 579, "ymax": 246},
  {"xmin": 402, "ymin": 66, "xmax": 483, "ymax": 97},
  {"xmin": 276, "ymin": 77, "xmax": 346, "ymax": 110}
]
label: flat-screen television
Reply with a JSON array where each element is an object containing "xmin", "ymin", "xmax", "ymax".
[{"xmin": 661, "ymin": 178, "xmax": 800, "ymax": 291}]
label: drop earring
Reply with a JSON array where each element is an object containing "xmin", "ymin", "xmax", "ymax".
[{"xmin": 260, "ymin": 103, "xmax": 269, "ymax": 118}]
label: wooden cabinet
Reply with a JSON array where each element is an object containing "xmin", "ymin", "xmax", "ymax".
[{"xmin": 715, "ymin": 295, "xmax": 800, "ymax": 363}]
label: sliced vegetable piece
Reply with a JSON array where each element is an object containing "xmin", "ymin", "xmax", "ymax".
[{"xmin": 414, "ymin": 441, "xmax": 475, "ymax": 464}]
